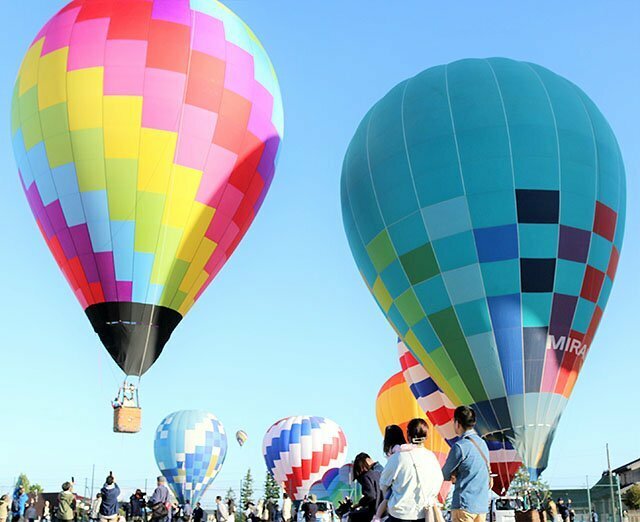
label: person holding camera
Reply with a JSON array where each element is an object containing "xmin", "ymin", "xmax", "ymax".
[
  {"xmin": 100, "ymin": 474, "xmax": 121, "ymax": 522},
  {"xmin": 130, "ymin": 490, "xmax": 146, "ymax": 522},
  {"xmin": 57, "ymin": 483, "xmax": 76, "ymax": 522}
]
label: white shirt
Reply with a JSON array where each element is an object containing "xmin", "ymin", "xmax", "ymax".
[
  {"xmin": 281, "ymin": 499, "xmax": 292, "ymax": 520},
  {"xmin": 380, "ymin": 446, "xmax": 444, "ymax": 520}
]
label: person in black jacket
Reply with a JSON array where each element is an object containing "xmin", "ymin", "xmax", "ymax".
[
  {"xmin": 351, "ymin": 453, "xmax": 383, "ymax": 522},
  {"xmin": 193, "ymin": 503, "xmax": 205, "ymax": 522}
]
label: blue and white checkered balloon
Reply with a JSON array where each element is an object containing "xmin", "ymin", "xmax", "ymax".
[{"xmin": 154, "ymin": 410, "xmax": 228, "ymax": 504}]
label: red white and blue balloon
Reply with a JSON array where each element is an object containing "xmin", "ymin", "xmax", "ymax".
[{"xmin": 263, "ymin": 416, "xmax": 348, "ymax": 500}]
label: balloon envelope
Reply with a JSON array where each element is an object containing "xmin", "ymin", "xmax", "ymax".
[
  {"xmin": 376, "ymin": 373, "xmax": 451, "ymax": 502},
  {"xmin": 154, "ymin": 410, "xmax": 228, "ymax": 505},
  {"xmin": 263, "ymin": 416, "xmax": 348, "ymax": 500},
  {"xmin": 398, "ymin": 339, "xmax": 521, "ymax": 494},
  {"xmin": 342, "ymin": 58, "xmax": 626, "ymax": 477},
  {"xmin": 309, "ymin": 464, "xmax": 361, "ymax": 506},
  {"xmin": 11, "ymin": 0, "xmax": 284, "ymax": 376},
  {"xmin": 236, "ymin": 429, "xmax": 248, "ymax": 446}
]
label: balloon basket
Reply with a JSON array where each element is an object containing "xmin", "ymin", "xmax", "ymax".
[{"xmin": 113, "ymin": 406, "xmax": 142, "ymax": 433}]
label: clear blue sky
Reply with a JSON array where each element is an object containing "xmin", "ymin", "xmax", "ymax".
[{"xmin": 1, "ymin": 0, "xmax": 638, "ymax": 505}]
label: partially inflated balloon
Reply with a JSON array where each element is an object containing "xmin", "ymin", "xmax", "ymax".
[
  {"xmin": 309, "ymin": 464, "xmax": 360, "ymax": 506},
  {"xmin": 376, "ymin": 373, "xmax": 451, "ymax": 502},
  {"xmin": 263, "ymin": 416, "xmax": 348, "ymax": 500},
  {"xmin": 154, "ymin": 410, "xmax": 228, "ymax": 504},
  {"xmin": 398, "ymin": 339, "xmax": 521, "ymax": 494},
  {"xmin": 11, "ymin": 0, "xmax": 283, "ymax": 376},
  {"xmin": 342, "ymin": 58, "xmax": 625, "ymax": 477}
]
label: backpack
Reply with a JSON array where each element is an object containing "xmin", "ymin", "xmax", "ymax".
[{"xmin": 11, "ymin": 499, "xmax": 20, "ymax": 514}]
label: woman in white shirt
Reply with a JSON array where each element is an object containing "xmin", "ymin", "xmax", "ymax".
[{"xmin": 380, "ymin": 419, "xmax": 444, "ymax": 522}]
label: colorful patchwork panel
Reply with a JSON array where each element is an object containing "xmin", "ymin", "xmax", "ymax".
[
  {"xmin": 154, "ymin": 410, "xmax": 228, "ymax": 504},
  {"xmin": 341, "ymin": 58, "xmax": 626, "ymax": 478},
  {"xmin": 12, "ymin": 0, "xmax": 283, "ymax": 376}
]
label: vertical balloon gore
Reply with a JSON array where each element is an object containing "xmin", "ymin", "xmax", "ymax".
[
  {"xmin": 342, "ymin": 58, "xmax": 625, "ymax": 477},
  {"xmin": 11, "ymin": 0, "xmax": 284, "ymax": 377}
]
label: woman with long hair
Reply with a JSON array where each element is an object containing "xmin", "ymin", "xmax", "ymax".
[{"xmin": 351, "ymin": 453, "xmax": 384, "ymax": 522}]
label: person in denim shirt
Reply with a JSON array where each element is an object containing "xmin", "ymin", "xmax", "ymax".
[{"xmin": 442, "ymin": 407, "xmax": 490, "ymax": 522}]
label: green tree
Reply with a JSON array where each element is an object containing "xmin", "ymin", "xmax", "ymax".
[
  {"xmin": 240, "ymin": 469, "xmax": 254, "ymax": 514},
  {"xmin": 226, "ymin": 487, "xmax": 237, "ymax": 503},
  {"xmin": 508, "ymin": 466, "xmax": 551, "ymax": 509},
  {"xmin": 622, "ymin": 484, "xmax": 640, "ymax": 510},
  {"xmin": 264, "ymin": 472, "xmax": 281, "ymax": 505},
  {"xmin": 15, "ymin": 474, "xmax": 43, "ymax": 496}
]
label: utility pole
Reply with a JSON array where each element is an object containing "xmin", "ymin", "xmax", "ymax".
[
  {"xmin": 607, "ymin": 444, "xmax": 617, "ymax": 522},
  {"xmin": 90, "ymin": 464, "xmax": 95, "ymax": 500},
  {"xmin": 587, "ymin": 476, "xmax": 592, "ymax": 519},
  {"xmin": 616, "ymin": 475, "xmax": 624, "ymax": 522}
]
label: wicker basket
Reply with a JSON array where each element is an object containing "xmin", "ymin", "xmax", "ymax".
[{"xmin": 113, "ymin": 406, "xmax": 142, "ymax": 433}]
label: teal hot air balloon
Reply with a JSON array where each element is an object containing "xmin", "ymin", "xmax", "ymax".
[
  {"xmin": 154, "ymin": 410, "xmax": 228, "ymax": 504},
  {"xmin": 341, "ymin": 58, "xmax": 626, "ymax": 478}
]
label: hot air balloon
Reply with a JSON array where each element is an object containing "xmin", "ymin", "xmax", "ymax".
[
  {"xmin": 376, "ymin": 373, "xmax": 451, "ymax": 502},
  {"xmin": 309, "ymin": 464, "xmax": 361, "ymax": 506},
  {"xmin": 341, "ymin": 58, "xmax": 625, "ymax": 478},
  {"xmin": 263, "ymin": 416, "xmax": 348, "ymax": 500},
  {"xmin": 10, "ymin": 0, "xmax": 284, "ymax": 400},
  {"xmin": 236, "ymin": 430, "xmax": 248, "ymax": 446},
  {"xmin": 398, "ymin": 339, "xmax": 521, "ymax": 494},
  {"xmin": 154, "ymin": 410, "xmax": 228, "ymax": 504}
]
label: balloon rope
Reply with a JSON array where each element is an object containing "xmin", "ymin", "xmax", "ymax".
[{"xmin": 136, "ymin": 301, "xmax": 157, "ymax": 386}]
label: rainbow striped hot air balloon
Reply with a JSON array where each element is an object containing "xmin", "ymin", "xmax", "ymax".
[
  {"xmin": 398, "ymin": 339, "xmax": 521, "ymax": 494},
  {"xmin": 11, "ymin": 0, "xmax": 283, "ymax": 378},
  {"xmin": 342, "ymin": 58, "xmax": 625, "ymax": 477},
  {"xmin": 263, "ymin": 416, "xmax": 348, "ymax": 501},
  {"xmin": 309, "ymin": 464, "xmax": 361, "ymax": 506},
  {"xmin": 154, "ymin": 410, "xmax": 228, "ymax": 505}
]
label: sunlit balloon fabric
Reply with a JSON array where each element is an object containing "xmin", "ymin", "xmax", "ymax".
[
  {"xmin": 342, "ymin": 58, "xmax": 625, "ymax": 477},
  {"xmin": 11, "ymin": 0, "xmax": 284, "ymax": 376},
  {"xmin": 263, "ymin": 416, "xmax": 348, "ymax": 501},
  {"xmin": 310, "ymin": 464, "xmax": 360, "ymax": 506},
  {"xmin": 376, "ymin": 373, "xmax": 451, "ymax": 502},
  {"xmin": 154, "ymin": 410, "xmax": 228, "ymax": 505},
  {"xmin": 236, "ymin": 429, "xmax": 248, "ymax": 446},
  {"xmin": 398, "ymin": 339, "xmax": 520, "ymax": 494}
]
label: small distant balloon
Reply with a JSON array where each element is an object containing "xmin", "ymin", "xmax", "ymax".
[{"xmin": 236, "ymin": 430, "xmax": 248, "ymax": 446}]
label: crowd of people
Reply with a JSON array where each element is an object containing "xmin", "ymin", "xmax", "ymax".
[
  {"xmin": 0, "ymin": 475, "xmax": 238, "ymax": 522},
  {"xmin": 339, "ymin": 405, "xmax": 490, "ymax": 522},
  {"xmin": 1, "ymin": 405, "xmax": 496, "ymax": 522}
]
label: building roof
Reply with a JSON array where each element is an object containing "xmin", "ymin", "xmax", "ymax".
[{"xmin": 613, "ymin": 458, "xmax": 640, "ymax": 474}]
